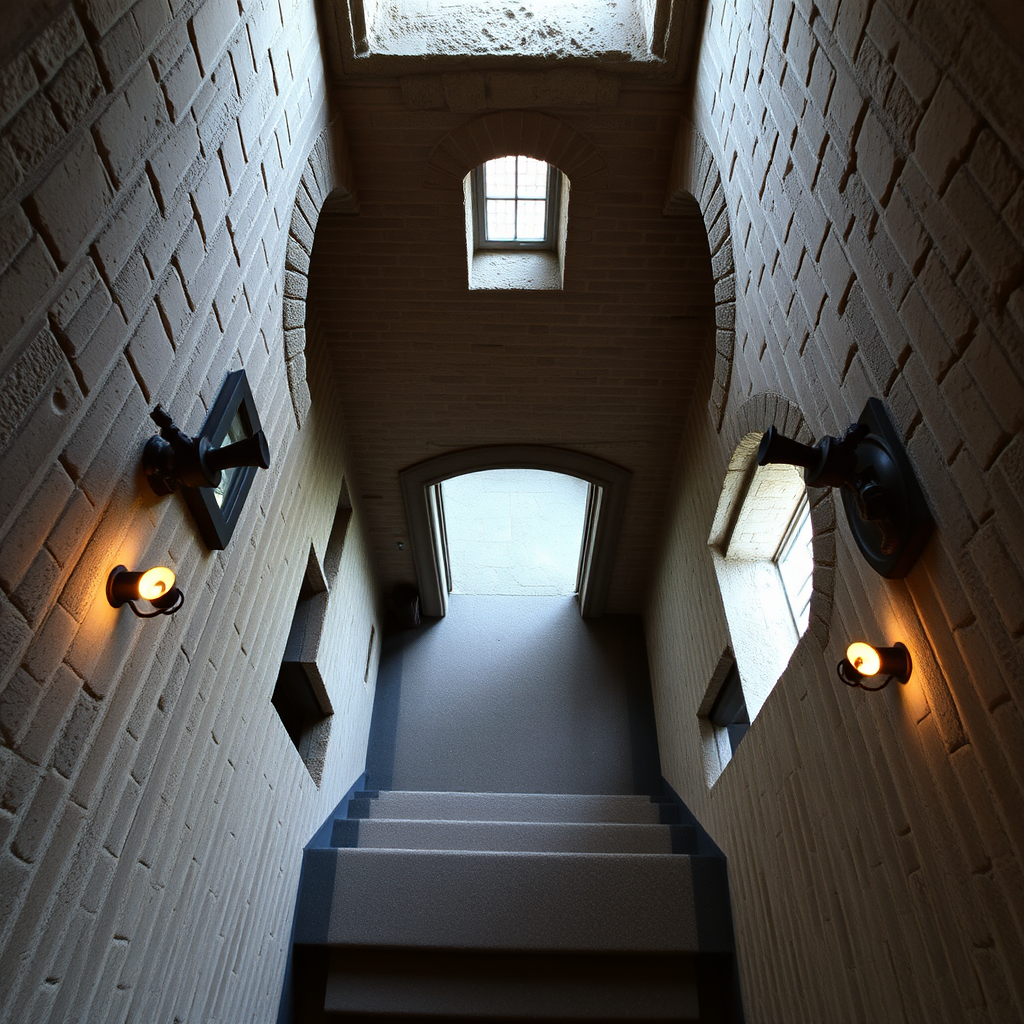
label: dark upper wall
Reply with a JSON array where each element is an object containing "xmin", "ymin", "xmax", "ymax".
[
  {"xmin": 0, "ymin": 0, "xmax": 381, "ymax": 1019},
  {"xmin": 647, "ymin": 0, "xmax": 1024, "ymax": 1020},
  {"xmin": 309, "ymin": 84, "xmax": 717, "ymax": 613}
]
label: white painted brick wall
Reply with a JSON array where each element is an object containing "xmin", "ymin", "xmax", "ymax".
[
  {"xmin": 0, "ymin": 1, "xmax": 381, "ymax": 1021},
  {"xmin": 648, "ymin": 0, "xmax": 1024, "ymax": 1021}
]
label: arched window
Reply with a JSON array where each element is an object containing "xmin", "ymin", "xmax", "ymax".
[
  {"xmin": 702, "ymin": 432, "xmax": 814, "ymax": 773},
  {"xmin": 464, "ymin": 156, "xmax": 569, "ymax": 289}
]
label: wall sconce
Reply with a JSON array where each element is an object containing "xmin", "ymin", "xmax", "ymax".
[
  {"xmin": 107, "ymin": 565, "xmax": 184, "ymax": 617},
  {"xmin": 837, "ymin": 641, "xmax": 912, "ymax": 691},
  {"xmin": 142, "ymin": 370, "xmax": 269, "ymax": 550},
  {"xmin": 758, "ymin": 398, "xmax": 932, "ymax": 578}
]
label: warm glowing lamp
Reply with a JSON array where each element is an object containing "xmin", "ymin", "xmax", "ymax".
[
  {"xmin": 107, "ymin": 565, "xmax": 184, "ymax": 617},
  {"xmin": 837, "ymin": 641, "xmax": 911, "ymax": 690}
]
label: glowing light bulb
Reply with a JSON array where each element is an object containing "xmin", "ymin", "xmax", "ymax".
[
  {"xmin": 138, "ymin": 566, "xmax": 176, "ymax": 601},
  {"xmin": 846, "ymin": 642, "xmax": 881, "ymax": 676}
]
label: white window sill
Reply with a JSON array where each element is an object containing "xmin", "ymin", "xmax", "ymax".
[{"xmin": 469, "ymin": 251, "xmax": 563, "ymax": 290}]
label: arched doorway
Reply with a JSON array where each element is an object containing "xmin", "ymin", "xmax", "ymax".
[{"xmin": 399, "ymin": 445, "xmax": 631, "ymax": 618}]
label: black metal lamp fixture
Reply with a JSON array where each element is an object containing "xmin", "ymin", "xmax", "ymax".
[
  {"xmin": 758, "ymin": 398, "xmax": 932, "ymax": 578},
  {"xmin": 107, "ymin": 565, "xmax": 184, "ymax": 617},
  {"xmin": 142, "ymin": 370, "xmax": 270, "ymax": 550},
  {"xmin": 837, "ymin": 641, "xmax": 912, "ymax": 691}
]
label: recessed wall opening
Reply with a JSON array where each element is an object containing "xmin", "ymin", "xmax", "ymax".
[
  {"xmin": 707, "ymin": 432, "xmax": 814, "ymax": 727},
  {"xmin": 439, "ymin": 468, "xmax": 590, "ymax": 596},
  {"xmin": 354, "ymin": 1, "xmax": 662, "ymax": 60},
  {"xmin": 465, "ymin": 156, "xmax": 569, "ymax": 291}
]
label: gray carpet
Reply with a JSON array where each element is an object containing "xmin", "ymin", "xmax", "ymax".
[{"xmin": 366, "ymin": 595, "xmax": 662, "ymax": 794}]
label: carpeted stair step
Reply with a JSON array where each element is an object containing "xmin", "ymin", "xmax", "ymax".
[
  {"xmin": 299, "ymin": 847, "xmax": 730, "ymax": 953},
  {"xmin": 322, "ymin": 948, "xmax": 700, "ymax": 1020},
  {"xmin": 347, "ymin": 790, "xmax": 679, "ymax": 824},
  {"xmin": 330, "ymin": 817, "xmax": 697, "ymax": 854}
]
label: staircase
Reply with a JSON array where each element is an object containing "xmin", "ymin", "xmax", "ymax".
[{"xmin": 289, "ymin": 787, "xmax": 741, "ymax": 1022}]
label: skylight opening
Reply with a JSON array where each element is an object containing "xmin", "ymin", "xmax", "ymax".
[
  {"xmin": 357, "ymin": 1, "xmax": 658, "ymax": 60},
  {"xmin": 440, "ymin": 469, "xmax": 590, "ymax": 596}
]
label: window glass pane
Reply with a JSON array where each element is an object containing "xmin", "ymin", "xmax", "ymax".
[
  {"xmin": 484, "ymin": 156, "xmax": 517, "ymax": 198},
  {"xmin": 516, "ymin": 156, "xmax": 548, "ymax": 198},
  {"xmin": 515, "ymin": 200, "xmax": 546, "ymax": 240},
  {"xmin": 777, "ymin": 499, "xmax": 813, "ymax": 633},
  {"xmin": 486, "ymin": 199, "xmax": 516, "ymax": 240}
]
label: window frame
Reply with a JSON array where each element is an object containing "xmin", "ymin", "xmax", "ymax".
[
  {"xmin": 472, "ymin": 157, "xmax": 560, "ymax": 252},
  {"xmin": 774, "ymin": 493, "xmax": 813, "ymax": 636}
]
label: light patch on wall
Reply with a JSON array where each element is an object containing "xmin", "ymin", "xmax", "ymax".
[
  {"xmin": 359, "ymin": 0, "xmax": 656, "ymax": 59},
  {"xmin": 708, "ymin": 433, "xmax": 812, "ymax": 723},
  {"xmin": 441, "ymin": 468, "xmax": 589, "ymax": 596}
]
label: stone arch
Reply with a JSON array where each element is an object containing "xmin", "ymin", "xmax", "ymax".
[
  {"xmin": 664, "ymin": 124, "xmax": 735, "ymax": 433},
  {"xmin": 283, "ymin": 125, "xmax": 359, "ymax": 428},
  {"xmin": 399, "ymin": 445, "xmax": 631, "ymax": 620},
  {"xmin": 719, "ymin": 392, "xmax": 836, "ymax": 653},
  {"xmin": 423, "ymin": 110, "xmax": 610, "ymax": 191}
]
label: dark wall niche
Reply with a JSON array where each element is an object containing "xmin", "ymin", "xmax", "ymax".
[{"xmin": 271, "ymin": 484, "xmax": 353, "ymax": 784}]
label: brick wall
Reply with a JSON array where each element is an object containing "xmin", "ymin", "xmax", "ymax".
[
  {"xmin": 309, "ymin": 88, "xmax": 717, "ymax": 612},
  {"xmin": 646, "ymin": 0, "xmax": 1024, "ymax": 1020},
  {"xmin": 0, "ymin": 0, "xmax": 381, "ymax": 1020}
]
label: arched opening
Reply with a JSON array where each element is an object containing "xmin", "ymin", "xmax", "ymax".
[
  {"xmin": 440, "ymin": 468, "xmax": 590, "ymax": 596},
  {"xmin": 399, "ymin": 446, "xmax": 631, "ymax": 619}
]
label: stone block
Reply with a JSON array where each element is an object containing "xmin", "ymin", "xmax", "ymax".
[
  {"xmin": 155, "ymin": 265, "xmax": 193, "ymax": 349},
  {"xmin": 26, "ymin": 7, "xmax": 86, "ymax": 82},
  {"xmin": 161, "ymin": 45, "xmax": 203, "ymax": 123},
  {"xmin": 913, "ymin": 76, "xmax": 976, "ymax": 195},
  {"xmin": 0, "ymin": 204, "xmax": 33, "ymax": 278},
  {"xmin": 883, "ymin": 181, "xmax": 928, "ymax": 273},
  {"xmin": 60, "ymin": 355, "xmax": 136, "ymax": 483},
  {"xmin": 219, "ymin": 121, "xmax": 247, "ymax": 194},
  {"xmin": 112, "ymin": 249, "xmax": 155, "ymax": 323},
  {"xmin": 11, "ymin": 546, "xmax": 64, "ymax": 627},
  {"xmin": 943, "ymin": 168, "xmax": 1022, "ymax": 291},
  {"xmin": 93, "ymin": 176, "xmax": 159, "ymax": 283},
  {"xmin": 22, "ymin": 604, "xmax": 78, "ymax": 684},
  {"xmin": 46, "ymin": 486, "xmax": 96, "ymax": 570},
  {"xmin": 963, "ymin": 327, "xmax": 1024, "ymax": 435},
  {"xmin": 0, "ymin": 325, "xmax": 63, "ymax": 451},
  {"xmin": 0, "ymin": 669, "xmax": 42, "ymax": 747},
  {"xmin": 148, "ymin": 118, "xmax": 202, "ymax": 211},
  {"xmin": 44, "ymin": 44, "xmax": 104, "ymax": 131},
  {"xmin": 892, "ymin": 31, "xmax": 939, "ymax": 106},
  {"xmin": 898, "ymin": 283, "xmax": 956, "ymax": 380},
  {"xmin": 0, "ymin": 51, "xmax": 38, "ymax": 130},
  {"xmin": 855, "ymin": 107, "xmax": 900, "ymax": 207},
  {"xmin": 0, "ymin": 465, "xmax": 74, "ymax": 592},
  {"xmin": 77, "ymin": 0, "xmax": 135, "ymax": 37},
  {"xmin": 29, "ymin": 132, "xmax": 114, "ymax": 267},
  {"xmin": 10, "ymin": 767, "xmax": 66, "ymax": 862},
  {"xmin": 191, "ymin": 158, "xmax": 231, "ymax": 241},
  {"xmin": 0, "ymin": 236, "xmax": 59, "ymax": 354},
  {"xmin": 190, "ymin": 0, "xmax": 240, "ymax": 76},
  {"xmin": 95, "ymin": 65, "xmax": 169, "ymax": 188},
  {"xmin": 75, "ymin": 302, "xmax": 128, "ymax": 395},
  {"xmin": 969, "ymin": 523, "xmax": 1024, "ymax": 636},
  {"xmin": 125, "ymin": 301, "xmax": 174, "ymax": 402},
  {"xmin": 968, "ymin": 129, "xmax": 1019, "ymax": 212},
  {"xmin": 52, "ymin": 690, "xmax": 101, "ymax": 780},
  {"xmin": 941, "ymin": 360, "xmax": 1006, "ymax": 470}
]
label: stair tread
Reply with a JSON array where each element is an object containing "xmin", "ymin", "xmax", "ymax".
[
  {"xmin": 333, "ymin": 818, "xmax": 696, "ymax": 854},
  {"xmin": 352, "ymin": 791, "xmax": 672, "ymax": 824},
  {"xmin": 311, "ymin": 847, "xmax": 716, "ymax": 953},
  {"xmin": 325, "ymin": 949, "xmax": 700, "ymax": 1020}
]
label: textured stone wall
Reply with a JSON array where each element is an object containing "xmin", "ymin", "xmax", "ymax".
[
  {"xmin": 0, "ymin": 0, "xmax": 381, "ymax": 1020},
  {"xmin": 647, "ymin": 0, "xmax": 1024, "ymax": 1020}
]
